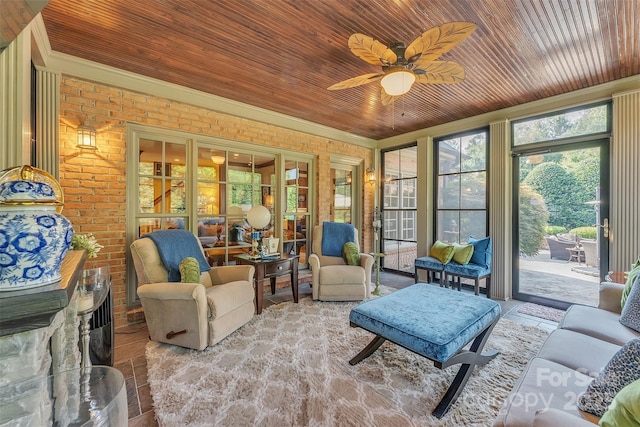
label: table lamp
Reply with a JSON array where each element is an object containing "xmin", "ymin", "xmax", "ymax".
[{"xmin": 246, "ymin": 205, "xmax": 271, "ymax": 258}]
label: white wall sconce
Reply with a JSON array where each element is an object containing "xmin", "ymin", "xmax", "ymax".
[
  {"xmin": 366, "ymin": 168, "xmax": 376, "ymax": 184},
  {"xmin": 77, "ymin": 124, "xmax": 97, "ymax": 150}
]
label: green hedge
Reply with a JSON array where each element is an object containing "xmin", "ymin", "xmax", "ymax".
[
  {"xmin": 545, "ymin": 226, "xmax": 568, "ymax": 235},
  {"xmin": 569, "ymin": 226, "xmax": 597, "ymax": 240}
]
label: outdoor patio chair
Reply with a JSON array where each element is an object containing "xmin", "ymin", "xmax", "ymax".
[
  {"xmin": 544, "ymin": 236, "xmax": 576, "ymax": 261},
  {"xmin": 581, "ymin": 239, "xmax": 598, "ymax": 267}
]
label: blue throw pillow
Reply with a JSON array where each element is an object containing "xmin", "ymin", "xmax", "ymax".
[
  {"xmin": 578, "ymin": 338, "xmax": 640, "ymax": 417},
  {"xmin": 620, "ymin": 275, "xmax": 640, "ymax": 332},
  {"xmin": 468, "ymin": 236, "xmax": 492, "ymax": 268}
]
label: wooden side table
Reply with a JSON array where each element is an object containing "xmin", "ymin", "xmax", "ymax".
[
  {"xmin": 235, "ymin": 254, "xmax": 300, "ymax": 314},
  {"xmin": 606, "ymin": 271, "xmax": 627, "ymax": 284}
]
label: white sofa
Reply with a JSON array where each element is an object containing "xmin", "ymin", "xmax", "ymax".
[{"xmin": 494, "ymin": 282, "xmax": 639, "ymax": 426}]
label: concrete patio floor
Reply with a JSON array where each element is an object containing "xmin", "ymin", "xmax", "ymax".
[{"xmin": 519, "ymin": 249, "xmax": 600, "ymax": 306}]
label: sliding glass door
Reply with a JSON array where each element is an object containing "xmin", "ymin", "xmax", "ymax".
[
  {"xmin": 381, "ymin": 145, "xmax": 417, "ymax": 274},
  {"xmin": 512, "ymin": 103, "xmax": 610, "ymax": 308}
]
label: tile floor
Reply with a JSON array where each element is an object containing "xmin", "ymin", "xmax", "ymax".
[{"xmin": 114, "ymin": 270, "xmax": 560, "ymax": 425}]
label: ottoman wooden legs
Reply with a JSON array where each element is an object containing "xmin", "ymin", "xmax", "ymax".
[
  {"xmin": 432, "ymin": 316, "xmax": 499, "ymax": 418},
  {"xmin": 349, "ymin": 315, "xmax": 500, "ymax": 419}
]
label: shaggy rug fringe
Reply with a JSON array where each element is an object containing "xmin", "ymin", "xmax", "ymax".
[{"xmin": 146, "ymin": 296, "xmax": 550, "ymax": 426}]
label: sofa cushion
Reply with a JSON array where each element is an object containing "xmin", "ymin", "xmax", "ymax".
[
  {"xmin": 494, "ymin": 357, "xmax": 598, "ymax": 427},
  {"xmin": 179, "ymin": 257, "xmax": 201, "ymax": 283},
  {"xmin": 532, "ymin": 409, "xmax": 598, "ymax": 427},
  {"xmin": 468, "ymin": 236, "xmax": 492, "ymax": 269},
  {"xmin": 598, "ymin": 378, "xmax": 640, "ymax": 427},
  {"xmin": 452, "ymin": 243, "xmax": 474, "ymax": 265},
  {"xmin": 342, "ymin": 242, "xmax": 361, "ymax": 266},
  {"xmin": 319, "ymin": 264, "xmax": 366, "ymax": 285},
  {"xmin": 414, "ymin": 256, "xmax": 445, "ymax": 271},
  {"xmin": 444, "ymin": 261, "xmax": 491, "ymax": 278},
  {"xmin": 620, "ymin": 275, "xmax": 640, "ymax": 332},
  {"xmin": 578, "ymin": 338, "xmax": 640, "ymax": 417},
  {"xmin": 536, "ymin": 329, "xmax": 621, "ymax": 375},
  {"xmin": 205, "ymin": 280, "xmax": 254, "ymax": 319},
  {"xmin": 559, "ymin": 304, "xmax": 640, "ymax": 346},
  {"xmin": 429, "ymin": 240, "xmax": 455, "ymax": 264}
]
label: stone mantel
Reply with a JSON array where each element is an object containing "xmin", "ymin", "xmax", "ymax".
[{"xmin": 0, "ymin": 250, "xmax": 86, "ymax": 337}]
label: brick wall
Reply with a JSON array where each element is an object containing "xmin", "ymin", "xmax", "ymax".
[{"xmin": 58, "ymin": 76, "xmax": 374, "ymax": 328}]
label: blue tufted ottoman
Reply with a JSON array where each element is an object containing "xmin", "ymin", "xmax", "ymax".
[{"xmin": 349, "ymin": 283, "xmax": 501, "ymax": 418}]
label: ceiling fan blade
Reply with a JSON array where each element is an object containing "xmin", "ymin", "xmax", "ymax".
[
  {"xmin": 380, "ymin": 88, "xmax": 400, "ymax": 105},
  {"xmin": 414, "ymin": 61, "xmax": 466, "ymax": 84},
  {"xmin": 327, "ymin": 73, "xmax": 383, "ymax": 90},
  {"xmin": 405, "ymin": 22, "xmax": 477, "ymax": 63},
  {"xmin": 348, "ymin": 33, "xmax": 397, "ymax": 66}
]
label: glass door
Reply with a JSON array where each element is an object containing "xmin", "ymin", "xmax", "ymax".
[
  {"xmin": 330, "ymin": 165, "xmax": 354, "ymax": 224},
  {"xmin": 513, "ymin": 143, "xmax": 609, "ymax": 308},
  {"xmin": 381, "ymin": 145, "xmax": 417, "ymax": 274}
]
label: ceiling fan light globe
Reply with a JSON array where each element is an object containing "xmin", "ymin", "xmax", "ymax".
[{"xmin": 381, "ymin": 70, "xmax": 415, "ymax": 96}]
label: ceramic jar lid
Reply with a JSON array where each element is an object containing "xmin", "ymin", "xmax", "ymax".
[{"xmin": 0, "ymin": 165, "xmax": 64, "ymax": 209}]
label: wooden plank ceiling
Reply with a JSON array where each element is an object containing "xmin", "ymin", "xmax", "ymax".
[{"xmin": 39, "ymin": 0, "xmax": 639, "ymax": 140}]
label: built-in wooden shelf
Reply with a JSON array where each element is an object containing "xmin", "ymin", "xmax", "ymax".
[{"xmin": 0, "ymin": 250, "xmax": 86, "ymax": 337}]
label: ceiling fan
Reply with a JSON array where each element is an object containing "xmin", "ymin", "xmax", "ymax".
[{"xmin": 328, "ymin": 22, "xmax": 477, "ymax": 105}]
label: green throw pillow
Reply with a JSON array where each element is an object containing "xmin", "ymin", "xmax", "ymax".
[
  {"xmin": 342, "ymin": 242, "xmax": 361, "ymax": 266},
  {"xmin": 620, "ymin": 259, "xmax": 640, "ymax": 308},
  {"xmin": 429, "ymin": 240, "xmax": 455, "ymax": 264},
  {"xmin": 179, "ymin": 257, "xmax": 201, "ymax": 283},
  {"xmin": 599, "ymin": 378, "xmax": 640, "ymax": 427},
  {"xmin": 621, "ymin": 257, "xmax": 640, "ymax": 308},
  {"xmin": 452, "ymin": 243, "xmax": 474, "ymax": 265}
]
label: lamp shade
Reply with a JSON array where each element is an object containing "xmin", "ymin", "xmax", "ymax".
[
  {"xmin": 246, "ymin": 205, "xmax": 271, "ymax": 229},
  {"xmin": 380, "ymin": 70, "xmax": 416, "ymax": 96}
]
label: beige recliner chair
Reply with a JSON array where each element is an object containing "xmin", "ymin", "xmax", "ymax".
[
  {"xmin": 130, "ymin": 237, "xmax": 255, "ymax": 350},
  {"xmin": 308, "ymin": 224, "xmax": 374, "ymax": 301}
]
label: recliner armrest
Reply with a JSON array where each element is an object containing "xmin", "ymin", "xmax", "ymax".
[
  {"xmin": 309, "ymin": 254, "xmax": 320, "ymax": 300},
  {"xmin": 208, "ymin": 265, "xmax": 255, "ymax": 285},
  {"xmin": 598, "ymin": 281, "xmax": 625, "ymax": 314},
  {"xmin": 137, "ymin": 282, "xmax": 205, "ymax": 300}
]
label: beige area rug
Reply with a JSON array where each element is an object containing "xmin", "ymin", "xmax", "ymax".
[{"xmin": 146, "ymin": 294, "xmax": 550, "ymax": 426}]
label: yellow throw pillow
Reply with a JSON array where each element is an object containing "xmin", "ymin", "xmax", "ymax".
[
  {"xmin": 429, "ymin": 240, "xmax": 455, "ymax": 264},
  {"xmin": 621, "ymin": 259, "xmax": 640, "ymax": 308},
  {"xmin": 179, "ymin": 257, "xmax": 201, "ymax": 283},
  {"xmin": 452, "ymin": 243, "xmax": 474, "ymax": 265},
  {"xmin": 599, "ymin": 378, "xmax": 640, "ymax": 427},
  {"xmin": 342, "ymin": 242, "xmax": 361, "ymax": 266}
]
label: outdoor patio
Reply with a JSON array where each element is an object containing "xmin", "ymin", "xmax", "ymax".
[{"xmin": 519, "ymin": 249, "xmax": 600, "ymax": 306}]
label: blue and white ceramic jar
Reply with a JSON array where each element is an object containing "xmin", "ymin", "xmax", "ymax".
[{"xmin": 0, "ymin": 166, "xmax": 73, "ymax": 291}]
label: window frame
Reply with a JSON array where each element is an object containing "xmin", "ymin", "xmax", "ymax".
[
  {"xmin": 434, "ymin": 127, "xmax": 489, "ymax": 245},
  {"xmin": 126, "ymin": 124, "xmax": 315, "ymax": 308}
]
